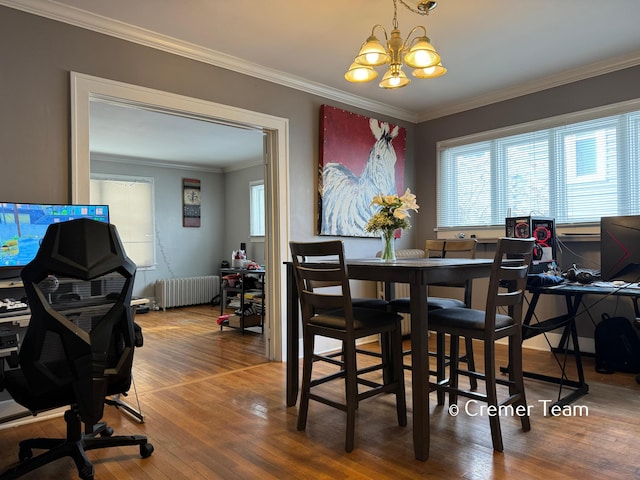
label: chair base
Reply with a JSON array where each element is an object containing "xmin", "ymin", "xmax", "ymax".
[{"xmin": 0, "ymin": 408, "xmax": 153, "ymax": 480}]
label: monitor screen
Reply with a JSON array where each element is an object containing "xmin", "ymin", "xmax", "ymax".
[
  {"xmin": 600, "ymin": 215, "xmax": 640, "ymax": 282},
  {"xmin": 0, "ymin": 203, "xmax": 110, "ymax": 276}
]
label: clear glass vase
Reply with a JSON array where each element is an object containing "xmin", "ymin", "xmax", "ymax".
[{"xmin": 380, "ymin": 229, "xmax": 396, "ymax": 262}]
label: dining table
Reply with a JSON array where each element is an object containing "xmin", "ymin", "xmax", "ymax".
[{"xmin": 285, "ymin": 256, "xmax": 498, "ymax": 461}]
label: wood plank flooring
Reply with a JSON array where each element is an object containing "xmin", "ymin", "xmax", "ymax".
[{"xmin": 0, "ymin": 304, "xmax": 639, "ymax": 479}]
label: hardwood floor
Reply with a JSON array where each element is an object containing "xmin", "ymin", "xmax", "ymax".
[{"xmin": 0, "ymin": 304, "xmax": 639, "ymax": 479}]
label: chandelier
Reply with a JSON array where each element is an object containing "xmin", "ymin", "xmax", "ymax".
[{"xmin": 345, "ymin": 0, "xmax": 446, "ymax": 89}]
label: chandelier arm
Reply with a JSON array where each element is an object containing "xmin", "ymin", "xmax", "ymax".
[
  {"xmin": 397, "ymin": 0, "xmax": 436, "ymax": 16},
  {"xmin": 370, "ymin": 24, "xmax": 389, "ymax": 42},
  {"xmin": 402, "ymin": 25, "xmax": 427, "ymax": 49}
]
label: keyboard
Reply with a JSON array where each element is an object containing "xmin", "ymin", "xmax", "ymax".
[{"xmin": 0, "ymin": 298, "xmax": 28, "ymax": 314}]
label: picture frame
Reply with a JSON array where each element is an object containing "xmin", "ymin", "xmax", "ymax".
[
  {"xmin": 317, "ymin": 105, "xmax": 406, "ymax": 237},
  {"xmin": 183, "ymin": 178, "xmax": 201, "ymax": 227}
]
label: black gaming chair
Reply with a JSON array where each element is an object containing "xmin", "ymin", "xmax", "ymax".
[{"xmin": 0, "ymin": 218, "xmax": 153, "ymax": 480}]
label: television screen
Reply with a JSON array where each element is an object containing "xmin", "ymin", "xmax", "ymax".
[
  {"xmin": 600, "ymin": 215, "xmax": 640, "ymax": 282},
  {"xmin": 0, "ymin": 203, "xmax": 110, "ymax": 276}
]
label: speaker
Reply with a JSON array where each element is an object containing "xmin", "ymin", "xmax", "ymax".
[{"xmin": 505, "ymin": 216, "xmax": 556, "ymax": 273}]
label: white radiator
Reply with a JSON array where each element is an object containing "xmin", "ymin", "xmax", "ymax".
[{"xmin": 155, "ymin": 276, "xmax": 220, "ymax": 310}]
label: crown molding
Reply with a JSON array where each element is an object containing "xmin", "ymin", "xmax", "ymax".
[{"xmin": 3, "ymin": 0, "xmax": 640, "ymax": 125}]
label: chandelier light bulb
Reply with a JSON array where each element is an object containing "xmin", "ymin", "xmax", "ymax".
[
  {"xmin": 412, "ymin": 61, "xmax": 447, "ymax": 78},
  {"xmin": 379, "ymin": 66, "xmax": 410, "ymax": 89},
  {"xmin": 344, "ymin": 62, "xmax": 379, "ymax": 83},
  {"xmin": 355, "ymin": 34, "xmax": 390, "ymax": 67},
  {"xmin": 404, "ymin": 36, "xmax": 440, "ymax": 69}
]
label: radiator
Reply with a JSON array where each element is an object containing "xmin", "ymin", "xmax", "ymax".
[{"xmin": 155, "ymin": 276, "xmax": 220, "ymax": 310}]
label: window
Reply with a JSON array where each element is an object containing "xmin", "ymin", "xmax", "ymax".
[
  {"xmin": 438, "ymin": 100, "xmax": 640, "ymax": 229},
  {"xmin": 90, "ymin": 175, "xmax": 155, "ymax": 268},
  {"xmin": 250, "ymin": 181, "xmax": 265, "ymax": 237}
]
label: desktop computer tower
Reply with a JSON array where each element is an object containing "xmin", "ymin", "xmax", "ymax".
[{"xmin": 505, "ymin": 216, "xmax": 556, "ymax": 273}]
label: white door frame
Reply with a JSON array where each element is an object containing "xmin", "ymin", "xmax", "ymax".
[{"xmin": 70, "ymin": 72, "xmax": 290, "ymax": 361}]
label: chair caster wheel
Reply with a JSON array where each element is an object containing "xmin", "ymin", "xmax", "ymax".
[
  {"xmin": 100, "ymin": 426, "xmax": 114, "ymax": 437},
  {"xmin": 18, "ymin": 446, "xmax": 33, "ymax": 462},
  {"xmin": 140, "ymin": 442, "xmax": 154, "ymax": 458}
]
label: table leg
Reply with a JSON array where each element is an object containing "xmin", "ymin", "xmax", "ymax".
[
  {"xmin": 409, "ymin": 281, "xmax": 429, "ymax": 461},
  {"xmin": 286, "ymin": 263, "xmax": 299, "ymax": 407}
]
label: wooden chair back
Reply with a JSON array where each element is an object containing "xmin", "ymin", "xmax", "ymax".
[
  {"xmin": 426, "ymin": 238, "xmax": 478, "ymax": 306},
  {"xmin": 289, "ymin": 240, "xmax": 354, "ymax": 331},
  {"xmin": 484, "ymin": 237, "xmax": 534, "ymax": 336},
  {"xmin": 424, "ymin": 239, "xmax": 446, "ymax": 258}
]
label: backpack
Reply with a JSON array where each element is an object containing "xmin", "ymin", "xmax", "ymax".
[{"xmin": 594, "ymin": 314, "xmax": 640, "ymax": 374}]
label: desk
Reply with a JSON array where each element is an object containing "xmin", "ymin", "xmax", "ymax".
[
  {"xmin": 520, "ymin": 282, "xmax": 640, "ymax": 407},
  {"xmin": 286, "ymin": 257, "xmax": 497, "ymax": 461}
]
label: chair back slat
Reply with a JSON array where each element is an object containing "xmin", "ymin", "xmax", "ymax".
[
  {"xmin": 441, "ymin": 239, "xmax": 477, "ymax": 258},
  {"xmin": 424, "ymin": 239, "xmax": 446, "ymax": 258},
  {"xmin": 484, "ymin": 237, "xmax": 534, "ymax": 334}
]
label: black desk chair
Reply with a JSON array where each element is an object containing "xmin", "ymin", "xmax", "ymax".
[
  {"xmin": 0, "ymin": 219, "xmax": 153, "ymax": 480},
  {"xmin": 428, "ymin": 237, "xmax": 534, "ymax": 452},
  {"xmin": 290, "ymin": 240, "xmax": 406, "ymax": 453}
]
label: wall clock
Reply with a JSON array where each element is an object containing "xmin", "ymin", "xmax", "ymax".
[{"xmin": 183, "ymin": 178, "xmax": 201, "ymax": 227}]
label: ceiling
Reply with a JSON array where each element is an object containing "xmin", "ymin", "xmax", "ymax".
[
  {"xmin": 89, "ymin": 100, "xmax": 265, "ymax": 170},
  {"xmin": 6, "ymin": 0, "xmax": 640, "ymax": 167}
]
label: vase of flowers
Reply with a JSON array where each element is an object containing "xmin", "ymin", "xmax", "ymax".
[{"xmin": 365, "ymin": 189, "xmax": 420, "ymax": 261}]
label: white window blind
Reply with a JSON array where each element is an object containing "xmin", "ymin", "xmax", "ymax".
[
  {"xmin": 90, "ymin": 175, "xmax": 155, "ymax": 267},
  {"xmin": 250, "ymin": 181, "xmax": 265, "ymax": 237},
  {"xmin": 438, "ymin": 104, "xmax": 640, "ymax": 229}
]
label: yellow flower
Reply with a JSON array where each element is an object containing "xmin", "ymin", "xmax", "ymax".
[{"xmin": 365, "ymin": 188, "xmax": 420, "ymax": 234}]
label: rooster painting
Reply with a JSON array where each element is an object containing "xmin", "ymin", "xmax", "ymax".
[{"xmin": 319, "ymin": 112, "xmax": 403, "ymax": 237}]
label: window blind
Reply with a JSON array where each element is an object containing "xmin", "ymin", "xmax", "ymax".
[
  {"xmin": 90, "ymin": 176, "xmax": 155, "ymax": 267},
  {"xmin": 438, "ymin": 105, "xmax": 640, "ymax": 229}
]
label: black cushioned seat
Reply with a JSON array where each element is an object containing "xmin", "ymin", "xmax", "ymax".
[
  {"xmin": 389, "ymin": 296, "xmax": 465, "ymax": 311},
  {"xmin": 351, "ymin": 297, "xmax": 390, "ymax": 310},
  {"xmin": 427, "ymin": 307, "xmax": 515, "ymax": 331},
  {"xmin": 311, "ymin": 307, "xmax": 398, "ymax": 330}
]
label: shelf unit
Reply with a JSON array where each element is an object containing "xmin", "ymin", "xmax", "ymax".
[{"xmin": 219, "ymin": 267, "xmax": 265, "ymax": 334}]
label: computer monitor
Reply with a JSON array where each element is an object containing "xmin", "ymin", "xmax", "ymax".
[
  {"xmin": 600, "ymin": 215, "xmax": 640, "ymax": 282},
  {"xmin": 0, "ymin": 203, "xmax": 110, "ymax": 280}
]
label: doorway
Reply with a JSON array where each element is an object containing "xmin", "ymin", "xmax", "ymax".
[{"xmin": 70, "ymin": 72, "xmax": 290, "ymax": 361}]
